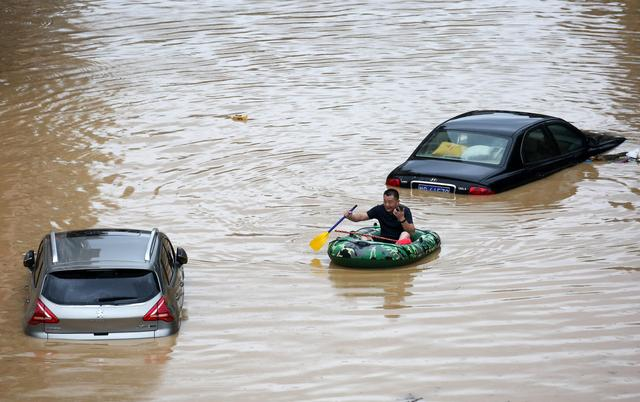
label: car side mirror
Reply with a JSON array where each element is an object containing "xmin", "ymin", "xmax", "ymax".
[
  {"xmin": 176, "ymin": 247, "xmax": 188, "ymax": 266},
  {"xmin": 23, "ymin": 250, "xmax": 35, "ymax": 271}
]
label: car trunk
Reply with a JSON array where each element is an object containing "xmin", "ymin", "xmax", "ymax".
[
  {"xmin": 392, "ymin": 158, "xmax": 502, "ymax": 184},
  {"xmin": 43, "ymin": 300, "xmax": 159, "ymax": 336},
  {"xmin": 41, "ymin": 268, "xmax": 161, "ymax": 337}
]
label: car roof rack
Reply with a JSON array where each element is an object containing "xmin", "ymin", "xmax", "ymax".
[
  {"xmin": 50, "ymin": 231, "xmax": 58, "ymax": 264},
  {"xmin": 144, "ymin": 228, "xmax": 158, "ymax": 261}
]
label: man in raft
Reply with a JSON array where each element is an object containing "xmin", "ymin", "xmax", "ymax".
[{"xmin": 343, "ymin": 189, "xmax": 416, "ymax": 245}]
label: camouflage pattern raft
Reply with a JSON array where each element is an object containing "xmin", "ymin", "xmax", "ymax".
[{"xmin": 327, "ymin": 226, "xmax": 441, "ymax": 268}]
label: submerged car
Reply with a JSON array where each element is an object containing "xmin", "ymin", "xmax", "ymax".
[
  {"xmin": 22, "ymin": 228, "xmax": 187, "ymax": 340},
  {"xmin": 385, "ymin": 110, "xmax": 625, "ymax": 195}
]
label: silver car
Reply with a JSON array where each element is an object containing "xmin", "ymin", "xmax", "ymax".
[{"xmin": 22, "ymin": 228, "xmax": 187, "ymax": 340}]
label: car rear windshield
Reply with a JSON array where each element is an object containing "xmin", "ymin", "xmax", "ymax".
[
  {"xmin": 42, "ymin": 269, "xmax": 160, "ymax": 305},
  {"xmin": 415, "ymin": 129, "xmax": 509, "ymax": 165}
]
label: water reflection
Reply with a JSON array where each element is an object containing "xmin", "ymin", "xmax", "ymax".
[
  {"xmin": 406, "ymin": 161, "xmax": 599, "ymax": 212},
  {"xmin": 1, "ymin": 337, "xmax": 175, "ymax": 400},
  {"xmin": 326, "ymin": 250, "xmax": 441, "ymax": 318}
]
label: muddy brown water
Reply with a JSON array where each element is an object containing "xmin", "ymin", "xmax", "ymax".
[{"xmin": 1, "ymin": 1, "xmax": 639, "ymax": 401}]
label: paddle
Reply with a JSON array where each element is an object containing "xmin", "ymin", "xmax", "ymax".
[
  {"xmin": 334, "ymin": 230, "xmax": 398, "ymax": 243},
  {"xmin": 309, "ymin": 205, "xmax": 357, "ymax": 251}
]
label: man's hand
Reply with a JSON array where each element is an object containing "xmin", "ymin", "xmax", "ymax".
[{"xmin": 393, "ymin": 207, "xmax": 405, "ymax": 222}]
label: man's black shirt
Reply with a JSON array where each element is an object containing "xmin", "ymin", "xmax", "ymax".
[{"xmin": 366, "ymin": 204, "xmax": 413, "ymax": 240}]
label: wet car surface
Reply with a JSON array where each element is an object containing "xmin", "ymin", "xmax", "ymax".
[
  {"xmin": 22, "ymin": 228, "xmax": 187, "ymax": 340},
  {"xmin": 386, "ymin": 110, "xmax": 626, "ymax": 195}
]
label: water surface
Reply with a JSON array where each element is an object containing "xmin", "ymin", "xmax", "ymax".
[{"xmin": 1, "ymin": 1, "xmax": 639, "ymax": 401}]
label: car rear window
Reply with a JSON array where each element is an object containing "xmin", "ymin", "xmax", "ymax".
[
  {"xmin": 415, "ymin": 129, "xmax": 509, "ymax": 165},
  {"xmin": 42, "ymin": 269, "xmax": 160, "ymax": 305}
]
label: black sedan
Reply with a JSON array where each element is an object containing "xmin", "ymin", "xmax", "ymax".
[{"xmin": 385, "ymin": 110, "xmax": 625, "ymax": 195}]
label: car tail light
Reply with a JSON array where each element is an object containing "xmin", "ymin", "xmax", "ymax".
[
  {"xmin": 143, "ymin": 297, "xmax": 174, "ymax": 322},
  {"xmin": 386, "ymin": 177, "xmax": 401, "ymax": 187},
  {"xmin": 469, "ymin": 186, "xmax": 495, "ymax": 195},
  {"xmin": 29, "ymin": 299, "xmax": 59, "ymax": 325}
]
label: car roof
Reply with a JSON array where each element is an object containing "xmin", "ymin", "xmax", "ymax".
[
  {"xmin": 441, "ymin": 110, "xmax": 558, "ymax": 137},
  {"xmin": 47, "ymin": 228, "xmax": 158, "ymax": 271}
]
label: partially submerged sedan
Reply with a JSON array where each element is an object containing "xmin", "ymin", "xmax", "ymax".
[
  {"xmin": 22, "ymin": 228, "xmax": 187, "ymax": 340},
  {"xmin": 385, "ymin": 110, "xmax": 625, "ymax": 195}
]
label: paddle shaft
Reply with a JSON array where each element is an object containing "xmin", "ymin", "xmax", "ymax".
[
  {"xmin": 327, "ymin": 205, "xmax": 357, "ymax": 233},
  {"xmin": 334, "ymin": 229, "xmax": 398, "ymax": 243}
]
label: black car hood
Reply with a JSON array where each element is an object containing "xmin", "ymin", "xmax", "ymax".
[{"xmin": 390, "ymin": 158, "xmax": 502, "ymax": 183}]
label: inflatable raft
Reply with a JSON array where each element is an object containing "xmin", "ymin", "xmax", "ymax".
[{"xmin": 327, "ymin": 226, "xmax": 441, "ymax": 268}]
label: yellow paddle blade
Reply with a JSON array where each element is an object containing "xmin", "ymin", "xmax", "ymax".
[{"xmin": 309, "ymin": 231, "xmax": 330, "ymax": 251}]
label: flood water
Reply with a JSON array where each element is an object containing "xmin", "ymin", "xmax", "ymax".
[{"xmin": 1, "ymin": 1, "xmax": 639, "ymax": 401}]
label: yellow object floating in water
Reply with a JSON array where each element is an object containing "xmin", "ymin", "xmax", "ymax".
[{"xmin": 229, "ymin": 113, "xmax": 248, "ymax": 122}]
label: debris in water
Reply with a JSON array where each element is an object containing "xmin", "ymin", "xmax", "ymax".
[
  {"xmin": 228, "ymin": 113, "xmax": 248, "ymax": 122},
  {"xmin": 401, "ymin": 394, "xmax": 424, "ymax": 402},
  {"xmin": 121, "ymin": 186, "xmax": 135, "ymax": 198},
  {"xmin": 590, "ymin": 150, "xmax": 638, "ymax": 163}
]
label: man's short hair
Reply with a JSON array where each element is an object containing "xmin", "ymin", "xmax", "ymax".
[{"xmin": 383, "ymin": 188, "xmax": 400, "ymax": 200}]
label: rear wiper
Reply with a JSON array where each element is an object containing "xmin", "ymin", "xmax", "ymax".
[{"xmin": 97, "ymin": 296, "xmax": 138, "ymax": 303}]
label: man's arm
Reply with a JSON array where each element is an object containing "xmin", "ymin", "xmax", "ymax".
[
  {"xmin": 400, "ymin": 220, "xmax": 416, "ymax": 235},
  {"xmin": 344, "ymin": 210, "xmax": 370, "ymax": 222}
]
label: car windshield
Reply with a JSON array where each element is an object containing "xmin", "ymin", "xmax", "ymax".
[
  {"xmin": 415, "ymin": 129, "xmax": 509, "ymax": 165},
  {"xmin": 42, "ymin": 269, "xmax": 159, "ymax": 305}
]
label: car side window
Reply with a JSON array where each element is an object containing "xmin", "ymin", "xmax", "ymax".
[
  {"xmin": 160, "ymin": 239, "xmax": 175, "ymax": 284},
  {"xmin": 163, "ymin": 238, "xmax": 176, "ymax": 263},
  {"xmin": 33, "ymin": 240, "xmax": 45, "ymax": 287},
  {"xmin": 160, "ymin": 249, "xmax": 172, "ymax": 285},
  {"xmin": 522, "ymin": 128, "xmax": 559, "ymax": 164},
  {"xmin": 546, "ymin": 123, "xmax": 585, "ymax": 154}
]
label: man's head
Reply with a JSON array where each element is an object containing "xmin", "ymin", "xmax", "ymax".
[{"xmin": 383, "ymin": 188, "xmax": 400, "ymax": 212}]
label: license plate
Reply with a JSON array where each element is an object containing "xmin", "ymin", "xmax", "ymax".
[{"xmin": 417, "ymin": 184, "xmax": 451, "ymax": 193}]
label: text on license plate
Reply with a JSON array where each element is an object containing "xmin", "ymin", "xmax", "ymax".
[{"xmin": 417, "ymin": 184, "xmax": 451, "ymax": 193}]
